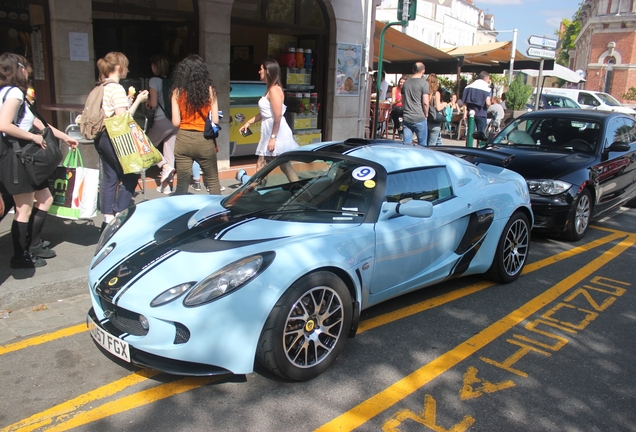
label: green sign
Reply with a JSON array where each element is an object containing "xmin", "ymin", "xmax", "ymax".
[{"xmin": 397, "ymin": 0, "xmax": 417, "ymax": 21}]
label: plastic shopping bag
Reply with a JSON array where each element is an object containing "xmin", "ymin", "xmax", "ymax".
[
  {"xmin": 48, "ymin": 149, "xmax": 99, "ymax": 220},
  {"xmin": 104, "ymin": 112, "xmax": 162, "ymax": 174}
]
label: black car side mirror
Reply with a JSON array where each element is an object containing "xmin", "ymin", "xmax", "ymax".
[{"xmin": 606, "ymin": 141, "xmax": 631, "ymax": 152}]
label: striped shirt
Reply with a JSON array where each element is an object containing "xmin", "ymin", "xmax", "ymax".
[{"xmin": 102, "ymin": 82, "xmax": 129, "ymax": 118}]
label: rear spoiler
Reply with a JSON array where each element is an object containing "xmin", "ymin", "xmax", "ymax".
[{"xmin": 430, "ymin": 146, "xmax": 515, "ymax": 168}]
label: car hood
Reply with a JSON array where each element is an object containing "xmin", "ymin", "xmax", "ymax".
[
  {"xmin": 90, "ymin": 196, "xmax": 361, "ymax": 302},
  {"xmin": 492, "ymin": 146, "xmax": 595, "ymax": 179}
]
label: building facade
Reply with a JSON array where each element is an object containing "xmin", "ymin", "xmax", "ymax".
[
  {"xmin": 0, "ymin": 0, "xmax": 381, "ymax": 169},
  {"xmin": 570, "ymin": 0, "xmax": 636, "ymax": 102}
]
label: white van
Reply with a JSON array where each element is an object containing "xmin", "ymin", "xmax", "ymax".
[{"xmin": 538, "ymin": 88, "xmax": 636, "ymax": 115}]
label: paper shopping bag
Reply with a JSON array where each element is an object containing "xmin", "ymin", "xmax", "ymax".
[
  {"xmin": 48, "ymin": 149, "xmax": 99, "ymax": 220},
  {"xmin": 104, "ymin": 112, "xmax": 162, "ymax": 174}
]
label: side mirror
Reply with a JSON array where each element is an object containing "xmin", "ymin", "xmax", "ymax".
[
  {"xmin": 396, "ymin": 199, "xmax": 433, "ymax": 218},
  {"xmin": 607, "ymin": 142, "xmax": 630, "ymax": 152}
]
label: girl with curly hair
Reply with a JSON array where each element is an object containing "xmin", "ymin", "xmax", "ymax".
[
  {"xmin": 170, "ymin": 55, "xmax": 221, "ymax": 195},
  {"xmin": 0, "ymin": 53, "xmax": 78, "ymax": 268}
]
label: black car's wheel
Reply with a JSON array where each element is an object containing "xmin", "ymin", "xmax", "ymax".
[
  {"xmin": 257, "ymin": 271, "xmax": 352, "ymax": 381},
  {"xmin": 563, "ymin": 189, "xmax": 592, "ymax": 241},
  {"xmin": 485, "ymin": 212, "xmax": 530, "ymax": 283}
]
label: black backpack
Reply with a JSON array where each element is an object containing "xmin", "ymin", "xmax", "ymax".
[{"xmin": 157, "ymin": 77, "xmax": 173, "ymax": 120}]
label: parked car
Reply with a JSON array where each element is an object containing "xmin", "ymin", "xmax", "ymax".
[
  {"xmin": 87, "ymin": 139, "xmax": 532, "ymax": 381},
  {"xmin": 540, "ymin": 88, "xmax": 636, "ymax": 115},
  {"xmin": 527, "ymin": 93, "xmax": 581, "ymax": 110},
  {"xmin": 474, "ymin": 109, "xmax": 636, "ymax": 241}
]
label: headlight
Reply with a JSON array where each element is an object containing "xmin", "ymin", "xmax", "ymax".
[
  {"xmin": 184, "ymin": 253, "xmax": 275, "ymax": 307},
  {"xmin": 91, "ymin": 243, "xmax": 116, "ymax": 269},
  {"xmin": 526, "ymin": 180, "xmax": 572, "ymax": 196},
  {"xmin": 95, "ymin": 207, "xmax": 135, "ymax": 255},
  {"xmin": 151, "ymin": 282, "xmax": 195, "ymax": 307}
]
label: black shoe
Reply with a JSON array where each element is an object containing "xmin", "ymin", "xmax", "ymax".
[
  {"xmin": 29, "ymin": 243, "xmax": 57, "ymax": 258},
  {"xmin": 11, "ymin": 253, "xmax": 47, "ymax": 269},
  {"xmin": 100, "ymin": 221, "xmax": 108, "ymax": 233}
]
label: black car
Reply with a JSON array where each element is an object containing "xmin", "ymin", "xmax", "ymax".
[{"xmin": 479, "ymin": 109, "xmax": 636, "ymax": 240}]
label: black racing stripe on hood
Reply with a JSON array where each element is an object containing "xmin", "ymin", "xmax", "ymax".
[{"xmin": 97, "ymin": 208, "xmax": 284, "ymax": 303}]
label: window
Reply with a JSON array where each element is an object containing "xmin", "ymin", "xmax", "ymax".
[
  {"xmin": 608, "ymin": 118, "xmax": 635, "ymax": 145},
  {"xmin": 385, "ymin": 168, "xmax": 453, "ymax": 204},
  {"xmin": 578, "ymin": 93, "xmax": 599, "ymax": 106}
]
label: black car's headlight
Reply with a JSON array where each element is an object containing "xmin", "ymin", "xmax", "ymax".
[
  {"xmin": 95, "ymin": 208, "xmax": 135, "ymax": 255},
  {"xmin": 184, "ymin": 253, "xmax": 275, "ymax": 307},
  {"xmin": 527, "ymin": 180, "xmax": 572, "ymax": 196}
]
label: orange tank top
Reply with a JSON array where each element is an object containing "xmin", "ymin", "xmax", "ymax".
[{"xmin": 177, "ymin": 92, "xmax": 209, "ymax": 131}]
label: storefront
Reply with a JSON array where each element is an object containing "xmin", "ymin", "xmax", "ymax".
[{"xmin": 3, "ymin": 0, "xmax": 373, "ymax": 170}]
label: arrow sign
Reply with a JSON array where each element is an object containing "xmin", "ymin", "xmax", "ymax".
[
  {"xmin": 528, "ymin": 35, "xmax": 558, "ymax": 49},
  {"xmin": 527, "ymin": 47, "xmax": 556, "ymax": 59}
]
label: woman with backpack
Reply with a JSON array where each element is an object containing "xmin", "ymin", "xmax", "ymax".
[
  {"xmin": 0, "ymin": 53, "xmax": 78, "ymax": 269},
  {"xmin": 94, "ymin": 52, "xmax": 148, "ymax": 231},
  {"xmin": 146, "ymin": 55, "xmax": 177, "ymax": 194},
  {"xmin": 170, "ymin": 55, "xmax": 221, "ymax": 195}
]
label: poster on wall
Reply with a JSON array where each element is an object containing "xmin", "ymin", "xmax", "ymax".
[
  {"xmin": 335, "ymin": 43, "xmax": 361, "ymax": 96},
  {"xmin": 31, "ymin": 27, "xmax": 45, "ymax": 80}
]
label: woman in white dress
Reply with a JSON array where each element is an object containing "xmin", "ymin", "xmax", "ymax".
[{"xmin": 240, "ymin": 59, "xmax": 298, "ymax": 180}]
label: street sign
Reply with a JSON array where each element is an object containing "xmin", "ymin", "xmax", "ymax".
[
  {"xmin": 527, "ymin": 47, "xmax": 556, "ymax": 59},
  {"xmin": 528, "ymin": 35, "xmax": 558, "ymax": 49}
]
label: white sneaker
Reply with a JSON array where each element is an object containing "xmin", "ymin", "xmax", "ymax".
[
  {"xmin": 156, "ymin": 185, "xmax": 172, "ymax": 195},
  {"xmin": 160, "ymin": 167, "xmax": 175, "ymax": 184}
]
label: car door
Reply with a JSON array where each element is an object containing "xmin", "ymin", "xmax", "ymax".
[
  {"xmin": 369, "ymin": 167, "xmax": 466, "ymax": 296},
  {"xmin": 578, "ymin": 92, "xmax": 601, "ymax": 110},
  {"xmin": 592, "ymin": 117, "xmax": 636, "ymax": 212}
]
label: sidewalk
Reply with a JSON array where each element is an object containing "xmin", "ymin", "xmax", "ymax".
[{"xmin": 0, "ymin": 136, "xmax": 468, "ymax": 342}]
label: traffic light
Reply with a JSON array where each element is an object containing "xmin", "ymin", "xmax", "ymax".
[{"xmin": 397, "ymin": 0, "xmax": 417, "ymax": 22}]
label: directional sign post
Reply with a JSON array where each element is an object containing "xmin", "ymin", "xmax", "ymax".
[
  {"xmin": 527, "ymin": 35, "xmax": 558, "ymax": 49},
  {"xmin": 527, "ymin": 35, "xmax": 558, "ymax": 111},
  {"xmin": 526, "ymin": 47, "xmax": 556, "ymax": 59}
]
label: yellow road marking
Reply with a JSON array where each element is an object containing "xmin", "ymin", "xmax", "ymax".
[
  {"xmin": 0, "ymin": 324, "xmax": 87, "ymax": 356},
  {"xmin": 315, "ymin": 234, "xmax": 636, "ymax": 432},
  {"xmin": 357, "ymin": 231, "xmax": 625, "ymax": 334},
  {"xmin": 1, "ymin": 369, "xmax": 160, "ymax": 432},
  {"xmin": 43, "ymin": 376, "xmax": 220, "ymax": 432}
]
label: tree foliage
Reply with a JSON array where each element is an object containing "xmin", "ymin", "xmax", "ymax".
[
  {"xmin": 506, "ymin": 74, "xmax": 533, "ymax": 110},
  {"xmin": 622, "ymin": 87, "xmax": 636, "ymax": 101},
  {"xmin": 556, "ymin": 18, "xmax": 581, "ymax": 66}
]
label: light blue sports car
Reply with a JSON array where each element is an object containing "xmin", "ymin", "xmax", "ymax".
[{"xmin": 87, "ymin": 139, "xmax": 533, "ymax": 381}]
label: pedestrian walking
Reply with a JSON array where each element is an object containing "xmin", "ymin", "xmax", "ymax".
[{"xmin": 0, "ymin": 53, "xmax": 78, "ymax": 268}]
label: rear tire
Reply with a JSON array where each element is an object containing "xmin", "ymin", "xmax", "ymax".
[
  {"xmin": 563, "ymin": 189, "xmax": 592, "ymax": 241},
  {"xmin": 257, "ymin": 271, "xmax": 352, "ymax": 381},
  {"xmin": 485, "ymin": 212, "xmax": 530, "ymax": 283}
]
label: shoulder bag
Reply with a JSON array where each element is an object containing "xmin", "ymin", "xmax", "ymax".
[{"xmin": 0, "ymin": 88, "xmax": 63, "ymax": 188}]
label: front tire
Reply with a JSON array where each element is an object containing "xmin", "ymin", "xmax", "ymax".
[
  {"xmin": 257, "ymin": 271, "xmax": 352, "ymax": 381},
  {"xmin": 486, "ymin": 212, "xmax": 530, "ymax": 283},
  {"xmin": 563, "ymin": 189, "xmax": 592, "ymax": 241}
]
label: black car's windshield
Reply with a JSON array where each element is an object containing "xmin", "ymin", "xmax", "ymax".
[
  {"xmin": 493, "ymin": 116, "xmax": 601, "ymax": 153},
  {"xmin": 221, "ymin": 154, "xmax": 380, "ymax": 223}
]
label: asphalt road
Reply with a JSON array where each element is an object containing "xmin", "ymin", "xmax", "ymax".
[{"xmin": 1, "ymin": 208, "xmax": 635, "ymax": 431}]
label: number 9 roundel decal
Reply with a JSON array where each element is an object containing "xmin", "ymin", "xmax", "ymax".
[{"xmin": 352, "ymin": 166, "xmax": 376, "ymax": 181}]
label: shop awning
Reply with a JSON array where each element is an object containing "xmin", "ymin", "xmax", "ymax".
[
  {"xmin": 444, "ymin": 41, "xmax": 553, "ymax": 73},
  {"xmin": 373, "ymin": 21, "xmax": 461, "ymax": 74}
]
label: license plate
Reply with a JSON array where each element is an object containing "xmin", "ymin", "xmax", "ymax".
[{"xmin": 87, "ymin": 315, "xmax": 131, "ymax": 363}]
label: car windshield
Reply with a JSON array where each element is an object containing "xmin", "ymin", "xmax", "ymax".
[
  {"xmin": 596, "ymin": 92, "xmax": 622, "ymax": 106},
  {"xmin": 493, "ymin": 116, "xmax": 601, "ymax": 153},
  {"xmin": 221, "ymin": 154, "xmax": 380, "ymax": 223}
]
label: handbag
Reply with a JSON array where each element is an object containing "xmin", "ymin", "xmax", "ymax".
[
  {"xmin": 0, "ymin": 96, "xmax": 63, "ymax": 189},
  {"xmin": 201, "ymin": 109, "xmax": 221, "ymax": 140},
  {"xmin": 48, "ymin": 148, "xmax": 99, "ymax": 220},
  {"xmin": 104, "ymin": 111, "xmax": 162, "ymax": 174},
  {"xmin": 428, "ymin": 105, "xmax": 446, "ymax": 123}
]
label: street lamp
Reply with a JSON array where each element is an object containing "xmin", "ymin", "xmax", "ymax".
[{"xmin": 479, "ymin": 28, "xmax": 518, "ymax": 84}]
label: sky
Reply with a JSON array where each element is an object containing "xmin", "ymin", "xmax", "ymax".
[{"xmin": 475, "ymin": 0, "xmax": 581, "ymax": 52}]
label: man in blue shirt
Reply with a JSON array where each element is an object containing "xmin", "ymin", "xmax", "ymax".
[{"xmin": 462, "ymin": 71, "xmax": 492, "ymax": 133}]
